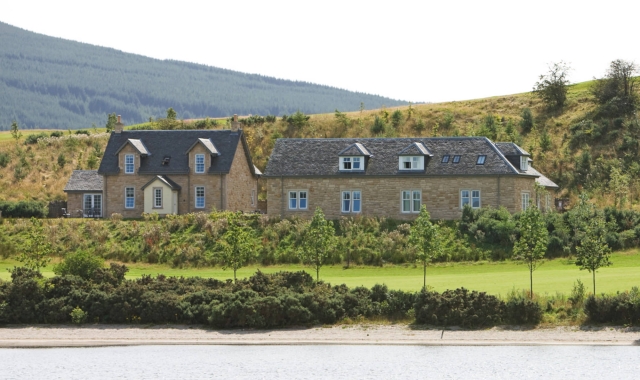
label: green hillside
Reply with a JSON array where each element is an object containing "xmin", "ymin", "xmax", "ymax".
[{"xmin": 0, "ymin": 22, "xmax": 405, "ymax": 130}]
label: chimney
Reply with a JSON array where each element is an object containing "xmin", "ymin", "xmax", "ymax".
[
  {"xmin": 114, "ymin": 115, "xmax": 124, "ymax": 134},
  {"xmin": 231, "ymin": 114, "xmax": 240, "ymax": 131}
]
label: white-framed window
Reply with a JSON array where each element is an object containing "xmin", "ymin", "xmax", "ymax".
[
  {"xmin": 461, "ymin": 190, "xmax": 481, "ymax": 209},
  {"xmin": 399, "ymin": 156, "xmax": 423, "ymax": 170},
  {"xmin": 522, "ymin": 192, "xmax": 530, "ymax": 211},
  {"xmin": 402, "ymin": 190, "xmax": 421, "ymax": 213},
  {"xmin": 125, "ymin": 187, "xmax": 135, "ymax": 209},
  {"xmin": 195, "ymin": 186, "xmax": 205, "ymax": 208},
  {"xmin": 342, "ymin": 190, "xmax": 361, "ymax": 213},
  {"xmin": 125, "ymin": 154, "xmax": 134, "ymax": 174},
  {"xmin": 340, "ymin": 156, "xmax": 362, "ymax": 171},
  {"xmin": 453, "ymin": 155, "xmax": 461, "ymax": 163},
  {"xmin": 195, "ymin": 154, "xmax": 205, "ymax": 173},
  {"xmin": 288, "ymin": 190, "xmax": 308, "ymax": 210},
  {"xmin": 251, "ymin": 189, "xmax": 256, "ymax": 206},
  {"xmin": 83, "ymin": 194, "xmax": 102, "ymax": 217},
  {"xmin": 442, "ymin": 155, "xmax": 450, "ymax": 163},
  {"xmin": 476, "ymin": 155, "xmax": 486, "ymax": 165},
  {"xmin": 520, "ymin": 156, "xmax": 528, "ymax": 171},
  {"xmin": 545, "ymin": 193, "xmax": 551, "ymax": 212},
  {"xmin": 154, "ymin": 188, "xmax": 163, "ymax": 208}
]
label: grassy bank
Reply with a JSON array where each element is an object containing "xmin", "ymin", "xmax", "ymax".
[{"xmin": 2, "ymin": 250, "xmax": 637, "ymax": 296}]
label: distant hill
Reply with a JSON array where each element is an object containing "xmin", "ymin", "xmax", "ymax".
[{"xmin": 0, "ymin": 22, "xmax": 406, "ymax": 130}]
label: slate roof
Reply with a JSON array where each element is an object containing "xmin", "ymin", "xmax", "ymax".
[
  {"xmin": 529, "ymin": 167, "xmax": 560, "ymax": 188},
  {"xmin": 264, "ymin": 137, "xmax": 537, "ymax": 177},
  {"xmin": 495, "ymin": 142, "xmax": 530, "ymax": 156},
  {"xmin": 64, "ymin": 170, "xmax": 104, "ymax": 192},
  {"xmin": 98, "ymin": 130, "xmax": 253, "ymax": 175}
]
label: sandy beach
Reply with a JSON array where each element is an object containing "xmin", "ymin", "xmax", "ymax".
[{"xmin": 0, "ymin": 324, "xmax": 639, "ymax": 348}]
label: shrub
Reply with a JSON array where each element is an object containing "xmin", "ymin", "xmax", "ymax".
[
  {"xmin": 70, "ymin": 307, "xmax": 87, "ymax": 324},
  {"xmin": 519, "ymin": 108, "xmax": 534, "ymax": 133},
  {"xmin": 584, "ymin": 288, "xmax": 640, "ymax": 325},
  {"xmin": 391, "ymin": 110, "xmax": 403, "ymax": 129},
  {"xmin": 0, "ymin": 152, "xmax": 10, "ymax": 168},
  {"xmin": 57, "ymin": 153, "xmax": 66, "ymax": 168},
  {"xmin": 370, "ymin": 116, "xmax": 386, "ymax": 135},
  {"xmin": 53, "ymin": 250, "xmax": 105, "ymax": 280},
  {"xmin": 24, "ymin": 132, "xmax": 48, "ymax": 145},
  {"xmin": 75, "ymin": 129, "xmax": 90, "ymax": 135},
  {"xmin": 413, "ymin": 118, "xmax": 426, "ymax": 133},
  {"xmin": 50, "ymin": 131, "xmax": 63, "ymax": 138},
  {"xmin": 414, "ymin": 288, "xmax": 503, "ymax": 328},
  {"xmin": 0, "ymin": 201, "xmax": 46, "ymax": 218},
  {"xmin": 504, "ymin": 296, "xmax": 542, "ymax": 324}
]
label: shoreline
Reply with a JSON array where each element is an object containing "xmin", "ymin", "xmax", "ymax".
[{"xmin": 1, "ymin": 324, "xmax": 639, "ymax": 348}]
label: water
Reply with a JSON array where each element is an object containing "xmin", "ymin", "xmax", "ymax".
[{"xmin": 0, "ymin": 345, "xmax": 638, "ymax": 379}]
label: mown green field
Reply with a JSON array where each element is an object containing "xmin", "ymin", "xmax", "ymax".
[{"xmin": 1, "ymin": 251, "xmax": 638, "ymax": 296}]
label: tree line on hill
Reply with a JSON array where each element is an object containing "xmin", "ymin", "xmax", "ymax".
[{"xmin": 0, "ymin": 21, "xmax": 405, "ymax": 130}]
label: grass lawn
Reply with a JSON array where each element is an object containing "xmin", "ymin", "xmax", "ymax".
[{"xmin": 1, "ymin": 250, "xmax": 638, "ymax": 296}]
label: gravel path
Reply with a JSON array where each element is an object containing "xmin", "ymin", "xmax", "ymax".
[{"xmin": 1, "ymin": 325, "xmax": 639, "ymax": 347}]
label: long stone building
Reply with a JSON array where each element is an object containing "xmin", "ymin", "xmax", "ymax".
[{"xmin": 263, "ymin": 137, "xmax": 558, "ymax": 220}]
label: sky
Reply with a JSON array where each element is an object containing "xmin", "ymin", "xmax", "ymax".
[{"xmin": 3, "ymin": 0, "xmax": 640, "ymax": 104}]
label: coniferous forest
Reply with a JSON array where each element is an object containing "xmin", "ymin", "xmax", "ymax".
[{"xmin": 0, "ymin": 22, "xmax": 405, "ymax": 130}]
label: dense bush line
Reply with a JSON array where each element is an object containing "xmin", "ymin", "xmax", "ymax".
[
  {"xmin": 584, "ymin": 288, "xmax": 640, "ymax": 325},
  {"xmin": 0, "ymin": 201, "xmax": 47, "ymax": 218},
  {"xmin": 0, "ymin": 268, "xmax": 545, "ymax": 327}
]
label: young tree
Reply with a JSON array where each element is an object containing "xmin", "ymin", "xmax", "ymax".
[
  {"xmin": 519, "ymin": 108, "xmax": 534, "ymax": 133},
  {"xmin": 533, "ymin": 62, "xmax": 571, "ymax": 110},
  {"xmin": 298, "ymin": 207, "xmax": 335, "ymax": 281},
  {"xmin": 217, "ymin": 212, "xmax": 256, "ymax": 282},
  {"xmin": 105, "ymin": 113, "xmax": 118, "ymax": 133},
  {"xmin": 10, "ymin": 121, "xmax": 22, "ymax": 143},
  {"xmin": 18, "ymin": 218, "xmax": 51, "ymax": 272},
  {"xmin": 409, "ymin": 206, "xmax": 443, "ymax": 290},
  {"xmin": 513, "ymin": 205, "xmax": 548, "ymax": 298},
  {"xmin": 575, "ymin": 214, "xmax": 612, "ymax": 295},
  {"xmin": 166, "ymin": 107, "xmax": 177, "ymax": 120}
]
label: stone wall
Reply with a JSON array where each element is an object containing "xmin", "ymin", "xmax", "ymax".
[
  {"xmin": 66, "ymin": 193, "xmax": 84, "ymax": 217},
  {"xmin": 226, "ymin": 138, "xmax": 258, "ymax": 213},
  {"xmin": 266, "ymin": 175, "xmax": 538, "ymax": 220}
]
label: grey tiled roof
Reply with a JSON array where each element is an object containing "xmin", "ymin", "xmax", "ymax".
[
  {"xmin": 264, "ymin": 137, "xmax": 536, "ymax": 177},
  {"xmin": 529, "ymin": 167, "xmax": 559, "ymax": 188},
  {"xmin": 99, "ymin": 130, "xmax": 251, "ymax": 175},
  {"xmin": 64, "ymin": 170, "xmax": 104, "ymax": 192},
  {"xmin": 141, "ymin": 175, "xmax": 182, "ymax": 190},
  {"xmin": 495, "ymin": 142, "xmax": 529, "ymax": 156}
]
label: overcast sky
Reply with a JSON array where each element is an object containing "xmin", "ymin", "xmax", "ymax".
[{"xmin": 3, "ymin": 0, "xmax": 639, "ymax": 104}]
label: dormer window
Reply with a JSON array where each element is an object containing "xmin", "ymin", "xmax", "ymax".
[
  {"xmin": 195, "ymin": 154, "xmax": 205, "ymax": 173},
  {"xmin": 399, "ymin": 156, "xmax": 423, "ymax": 170},
  {"xmin": 341, "ymin": 156, "xmax": 362, "ymax": 171},
  {"xmin": 520, "ymin": 156, "xmax": 528, "ymax": 171},
  {"xmin": 125, "ymin": 154, "xmax": 134, "ymax": 174},
  {"xmin": 476, "ymin": 155, "xmax": 486, "ymax": 165}
]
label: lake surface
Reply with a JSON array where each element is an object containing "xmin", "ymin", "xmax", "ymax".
[{"xmin": 0, "ymin": 345, "xmax": 638, "ymax": 379}]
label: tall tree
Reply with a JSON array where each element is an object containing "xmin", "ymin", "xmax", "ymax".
[
  {"xmin": 217, "ymin": 212, "xmax": 256, "ymax": 282},
  {"xmin": 166, "ymin": 107, "xmax": 177, "ymax": 121},
  {"xmin": 409, "ymin": 206, "xmax": 444, "ymax": 290},
  {"xmin": 533, "ymin": 62, "xmax": 571, "ymax": 111},
  {"xmin": 591, "ymin": 59, "xmax": 638, "ymax": 117},
  {"xmin": 575, "ymin": 213, "xmax": 612, "ymax": 295},
  {"xmin": 513, "ymin": 205, "xmax": 548, "ymax": 298},
  {"xmin": 298, "ymin": 207, "xmax": 335, "ymax": 281}
]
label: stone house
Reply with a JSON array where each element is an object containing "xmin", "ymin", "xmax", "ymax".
[
  {"xmin": 263, "ymin": 137, "xmax": 558, "ymax": 220},
  {"xmin": 64, "ymin": 116, "xmax": 260, "ymax": 218}
]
